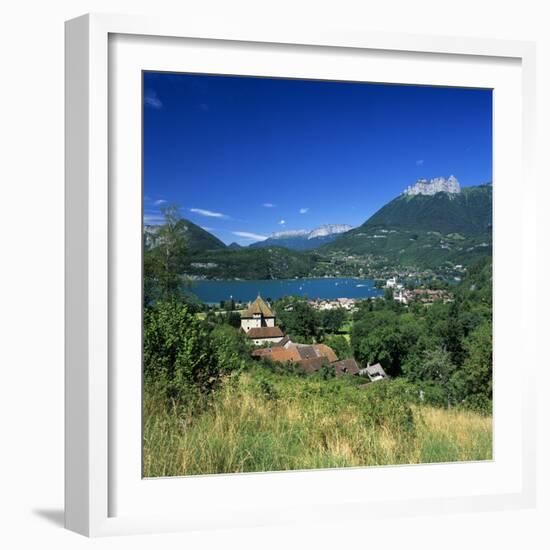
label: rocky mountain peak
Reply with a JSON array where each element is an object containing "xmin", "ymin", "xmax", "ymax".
[
  {"xmin": 403, "ymin": 175, "xmax": 461, "ymax": 196},
  {"xmin": 308, "ymin": 224, "xmax": 353, "ymax": 239}
]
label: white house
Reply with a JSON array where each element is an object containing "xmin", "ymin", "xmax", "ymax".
[{"xmin": 240, "ymin": 296, "xmax": 284, "ymax": 345}]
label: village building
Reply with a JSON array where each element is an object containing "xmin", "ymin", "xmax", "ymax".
[
  {"xmin": 240, "ymin": 295, "xmax": 284, "ymax": 345},
  {"xmin": 358, "ymin": 362, "xmax": 388, "ymax": 382},
  {"xmin": 332, "ymin": 358, "xmax": 360, "ymax": 376},
  {"xmin": 385, "ymin": 276, "xmax": 398, "ymax": 288},
  {"xmin": 308, "ymin": 297, "xmax": 357, "ymax": 311},
  {"xmin": 251, "ymin": 340, "xmax": 364, "ymax": 377},
  {"xmin": 393, "ymin": 287, "xmax": 453, "ymax": 305}
]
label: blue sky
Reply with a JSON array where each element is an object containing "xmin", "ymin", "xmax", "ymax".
[{"xmin": 143, "ymin": 72, "xmax": 492, "ymax": 245}]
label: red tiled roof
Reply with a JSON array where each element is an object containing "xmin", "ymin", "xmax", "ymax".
[
  {"xmin": 251, "ymin": 348, "xmax": 271, "ymax": 358},
  {"xmin": 251, "ymin": 341, "xmax": 338, "ymax": 370},
  {"xmin": 245, "ymin": 326, "xmax": 284, "ymax": 339},
  {"xmin": 332, "ymin": 358, "xmax": 360, "ymax": 376},
  {"xmin": 270, "ymin": 347, "xmax": 301, "ymax": 362},
  {"xmin": 314, "ymin": 344, "xmax": 338, "ymax": 364},
  {"xmin": 296, "ymin": 346, "xmax": 318, "ymax": 360},
  {"xmin": 252, "ymin": 346, "xmax": 301, "ymax": 362}
]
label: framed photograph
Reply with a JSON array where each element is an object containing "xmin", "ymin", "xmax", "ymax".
[{"xmin": 65, "ymin": 13, "xmax": 537, "ymax": 536}]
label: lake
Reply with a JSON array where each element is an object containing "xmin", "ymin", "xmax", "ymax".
[{"xmin": 187, "ymin": 277, "xmax": 383, "ymax": 304}]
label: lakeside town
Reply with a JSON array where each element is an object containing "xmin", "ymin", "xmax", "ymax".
[
  {"xmin": 189, "ymin": 274, "xmax": 457, "ymax": 387},
  {"xmin": 201, "ymin": 274, "xmax": 455, "ymax": 314}
]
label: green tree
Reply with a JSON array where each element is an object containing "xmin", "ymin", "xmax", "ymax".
[
  {"xmin": 143, "ymin": 300, "xmax": 218, "ymax": 401},
  {"xmin": 323, "ymin": 334, "xmax": 352, "ymax": 361},
  {"xmin": 320, "ymin": 308, "xmax": 346, "ymax": 334},
  {"xmin": 278, "ymin": 301, "xmax": 320, "ymax": 341},
  {"xmin": 209, "ymin": 324, "xmax": 250, "ymax": 375},
  {"xmin": 143, "ymin": 204, "xmax": 188, "ymax": 304},
  {"xmin": 451, "ymin": 321, "xmax": 492, "ymax": 412},
  {"xmin": 416, "ymin": 347, "xmax": 455, "ymax": 407},
  {"xmin": 225, "ymin": 311, "xmax": 242, "ymax": 328},
  {"xmin": 351, "ymin": 310, "xmax": 403, "ymax": 374}
]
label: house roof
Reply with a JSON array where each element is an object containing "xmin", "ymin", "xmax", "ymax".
[
  {"xmin": 314, "ymin": 344, "xmax": 338, "ymax": 364},
  {"xmin": 273, "ymin": 336, "xmax": 292, "ymax": 348},
  {"xmin": 332, "ymin": 358, "xmax": 360, "ymax": 376},
  {"xmin": 250, "ymin": 340, "xmax": 340, "ymax": 374},
  {"xmin": 245, "ymin": 326, "xmax": 284, "ymax": 339},
  {"xmin": 272, "ymin": 347, "xmax": 302, "ymax": 362},
  {"xmin": 251, "ymin": 346, "xmax": 301, "ymax": 362},
  {"xmin": 365, "ymin": 363, "xmax": 387, "ymax": 378},
  {"xmin": 296, "ymin": 346, "xmax": 318, "ymax": 360},
  {"xmin": 241, "ymin": 296, "xmax": 275, "ymax": 318},
  {"xmin": 294, "ymin": 344, "xmax": 338, "ymax": 363}
]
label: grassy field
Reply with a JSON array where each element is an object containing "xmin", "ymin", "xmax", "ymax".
[{"xmin": 143, "ymin": 366, "xmax": 492, "ymax": 477}]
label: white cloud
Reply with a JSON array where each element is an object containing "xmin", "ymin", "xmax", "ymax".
[
  {"xmin": 262, "ymin": 203, "xmax": 276, "ymax": 208},
  {"xmin": 189, "ymin": 208, "xmax": 228, "ymax": 218},
  {"xmin": 299, "ymin": 208, "xmax": 309, "ymax": 214},
  {"xmin": 278, "ymin": 219, "xmax": 286, "ymax": 225},
  {"xmin": 232, "ymin": 231, "xmax": 267, "ymax": 241},
  {"xmin": 154, "ymin": 199, "xmax": 167, "ymax": 206},
  {"xmin": 200, "ymin": 226, "xmax": 213, "ymax": 231},
  {"xmin": 144, "ymin": 90, "xmax": 163, "ymax": 109},
  {"xmin": 416, "ymin": 159, "xmax": 424, "ymax": 166}
]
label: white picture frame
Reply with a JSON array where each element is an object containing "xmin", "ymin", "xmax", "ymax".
[{"xmin": 65, "ymin": 13, "xmax": 537, "ymax": 537}]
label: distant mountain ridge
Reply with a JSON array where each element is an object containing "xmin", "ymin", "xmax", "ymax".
[
  {"xmin": 144, "ymin": 179, "xmax": 492, "ymax": 276},
  {"xmin": 144, "ymin": 218, "xmax": 226, "ymax": 253},
  {"xmin": 250, "ymin": 224, "xmax": 353, "ymax": 251}
]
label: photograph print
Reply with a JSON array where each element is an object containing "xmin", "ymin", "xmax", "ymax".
[{"xmin": 142, "ymin": 72, "xmax": 493, "ymax": 477}]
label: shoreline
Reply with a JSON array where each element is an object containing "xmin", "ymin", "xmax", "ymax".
[
  {"xmin": 185, "ymin": 276, "xmax": 384, "ymax": 305},
  {"xmin": 185, "ymin": 275, "xmax": 379, "ymax": 283}
]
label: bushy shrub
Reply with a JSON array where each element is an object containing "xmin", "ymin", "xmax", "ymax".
[
  {"xmin": 360, "ymin": 379, "xmax": 418, "ymax": 434},
  {"xmin": 323, "ymin": 334, "xmax": 352, "ymax": 361},
  {"xmin": 414, "ymin": 381, "xmax": 449, "ymax": 408},
  {"xmin": 257, "ymin": 378, "xmax": 279, "ymax": 401},
  {"xmin": 450, "ymin": 321, "xmax": 492, "ymax": 413},
  {"xmin": 209, "ymin": 324, "xmax": 250, "ymax": 375},
  {"xmin": 313, "ymin": 363, "xmax": 337, "ymax": 380},
  {"xmin": 144, "ymin": 300, "xmax": 247, "ymax": 402}
]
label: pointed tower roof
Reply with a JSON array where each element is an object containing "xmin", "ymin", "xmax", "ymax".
[{"xmin": 242, "ymin": 295, "xmax": 275, "ymax": 318}]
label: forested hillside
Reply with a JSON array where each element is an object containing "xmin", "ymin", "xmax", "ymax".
[{"xmin": 322, "ymin": 184, "xmax": 492, "ymax": 269}]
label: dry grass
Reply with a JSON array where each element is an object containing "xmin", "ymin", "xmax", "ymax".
[
  {"xmin": 416, "ymin": 406, "xmax": 492, "ymax": 463},
  {"xmin": 143, "ymin": 370, "xmax": 492, "ymax": 477}
]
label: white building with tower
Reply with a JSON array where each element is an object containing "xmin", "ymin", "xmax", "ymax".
[{"xmin": 240, "ymin": 296, "xmax": 284, "ymax": 345}]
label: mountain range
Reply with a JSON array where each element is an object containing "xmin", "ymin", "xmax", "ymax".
[
  {"xmin": 145, "ymin": 178, "xmax": 493, "ymax": 275},
  {"xmin": 249, "ymin": 224, "xmax": 353, "ymax": 251}
]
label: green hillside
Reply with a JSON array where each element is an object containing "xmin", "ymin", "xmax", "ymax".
[
  {"xmin": 364, "ymin": 184, "xmax": 492, "ymax": 235},
  {"xmin": 323, "ymin": 184, "xmax": 492, "ymax": 269},
  {"xmin": 175, "ymin": 219, "xmax": 226, "ymax": 252},
  {"xmin": 145, "ymin": 218, "xmax": 226, "ymax": 254},
  {"xmin": 185, "ymin": 246, "xmax": 320, "ymax": 280}
]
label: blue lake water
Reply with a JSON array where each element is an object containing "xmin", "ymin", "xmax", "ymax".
[{"xmin": 187, "ymin": 278, "xmax": 383, "ymax": 304}]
